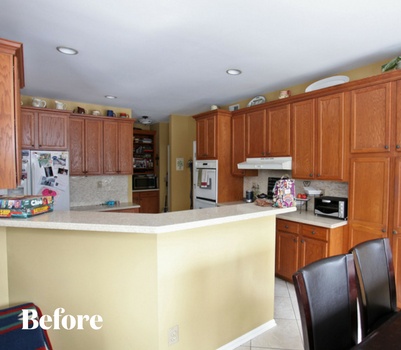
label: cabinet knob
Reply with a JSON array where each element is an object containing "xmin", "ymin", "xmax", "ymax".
[
  {"xmin": 311, "ymin": 230, "xmax": 316, "ymax": 235},
  {"xmin": 309, "ymin": 173, "xmax": 313, "ymax": 177},
  {"xmin": 317, "ymin": 174, "xmax": 321, "ymax": 177},
  {"xmin": 293, "ymin": 238, "xmax": 297, "ymax": 243},
  {"xmin": 301, "ymin": 239, "xmax": 305, "ymax": 244},
  {"xmin": 384, "ymin": 145, "xmax": 389, "ymax": 150},
  {"xmin": 393, "ymin": 230, "xmax": 398, "ymax": 235},
  {"xmin": 381, "ymin": 228, "xmax": 387, "ymax": 233},
  {"xmin": 285, "ymin": 225, "xmax": 289, "ymax": 229},
  {"xmin": 396, "ymin": 145, "xmax": 401, "ymax": 149}
]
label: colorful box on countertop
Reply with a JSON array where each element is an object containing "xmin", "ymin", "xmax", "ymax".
[{"xmin": 0, "ymin": 195, "xmax": 54, "ymax": 218}]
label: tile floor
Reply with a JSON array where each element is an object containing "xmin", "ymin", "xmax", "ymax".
[{"xmin": 235, "ymin": 278, "xmax": 304, "ymax": 350}]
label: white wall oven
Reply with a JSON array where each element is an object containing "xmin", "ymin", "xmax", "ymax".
[{"xmin": 194, "ymin": 160, "xmax": 217, "ymax": 209}]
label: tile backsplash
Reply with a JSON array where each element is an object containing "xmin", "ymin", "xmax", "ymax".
[
  {"xmin": 243, "ymin": 170, "xmax": 348, "ymax": 211},
  {"xmin": 70, "ymin": 175, "xmax": 130, "ymax": 207}
]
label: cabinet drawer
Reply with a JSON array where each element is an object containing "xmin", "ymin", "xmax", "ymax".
[
  {"xmin": 277, "ymin": 219, "xmax": 300, "ymax": 234},
  {"xmin": 301, "ymin": 225, "xmax": 329, "ymax": 241}
]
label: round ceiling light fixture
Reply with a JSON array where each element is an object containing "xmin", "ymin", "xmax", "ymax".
[
  {"xmin": 104, "ymin": 95, "xmax": 117, "ymax": 99},
  {"xmin": 56, "ymin": 46, "xmax": 78, "ymax": 55},
  {"xmin": 226, "ymin": 69, "xmax": 242, "ymax": 75},
  {"xmin": 139, "ymin": 116, "xmax": 152, "ymax": 125}
]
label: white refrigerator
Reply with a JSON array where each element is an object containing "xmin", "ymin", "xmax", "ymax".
[{"xmin": 20, "ymin": 150, "xmax": 70, "ymax": 211}]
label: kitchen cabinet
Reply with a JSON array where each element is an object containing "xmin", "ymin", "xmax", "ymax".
[
  {"xmin": 0, "ymin": 39, "xmax": 24, "ymax": 189},
  {"xmin": 275, "ymin": 219, "xmax": 345, "ymax": 281},
  {"xmin": 194, "ymin": 112, "xmax": 218, "ymax": 159},
  {"xmin": 132, "ymin": 190, "xmax": 159, "ymax": 213},
  {"xmin": 69, "ymin": 116, "xmax": 103, "ymax": 176},
  {"xmin": 291, "ymin": 93, "xmax": 347, "ymax": 181},
  {"xmin": 105, "ymin": 208, "xmax": 140, "ymax": 213},
  {"xmin": 133, "ymin": 129, "xmax": 156, "ymax": 174},
  {"xmin": 104, "ymin": 119, "xmax": 134, "ymax": 175},
  {"xmin": 245, "ymin": 104, "xmax": 291, "ymax": 158},
  {"xmin": 231, "ymin": 113, "xmax": 257, "ymax": 177},
  {"xmin": 193, "ymin": 109, "xmax": 243, "ymax": 202},
  {"xmin": 21, "ymin": 107, "xmax": 69, "ymax": 150}
]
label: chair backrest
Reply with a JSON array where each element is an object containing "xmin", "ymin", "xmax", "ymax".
[
  {"xmin": 0, "ymin": 302, "xmax": 53, "ymax": 350},
  {"xmin": 350, "ymin": 238, "xmax": 397, "ymax": 337},
  {"xmin": 293, "ymin": 254, "xmax": 358, "ymax": 350}
]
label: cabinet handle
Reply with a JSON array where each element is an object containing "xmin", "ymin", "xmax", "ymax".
[
  {"xmin": 285, "ymin": 225, "xmax": 289, "ymax": 229},
  {"xmin": 317, "ymin": 174, "xmax": 321, "ymax": 177},
  {"xmin": 293, "ymin": 238, "xmax": 297, "ymax": 243},
  {"xmin": 301, "ymin": 239, "xmax": 305, "ymax": 244},
  {"xmin": 309, "ymin": 173, "xmax": 313, "ymax": 177},
  {"xmin": 384, "ymin": 145, "xmax": 389, "ymax": 150},
  {"xmin": 393, "ymin": 230, "xmax": 398, "ymax": 235},
  {"xmin": 381, "ymin": 228, "xmax": 387, "ymax": 233},
  {"xmin": 311, "ymin": 230, "xmax": 316, "ymax": 235},
  {"xmin": 396, "ymin": 145, "xmax": 401, "ymax": 149}
]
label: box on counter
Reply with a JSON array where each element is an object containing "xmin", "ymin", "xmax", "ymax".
[{"xmin": 0, "ymin": 195, "xmax": 54, "ymax": 218}]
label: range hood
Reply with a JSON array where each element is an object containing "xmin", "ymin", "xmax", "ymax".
[{"xmin": 237, "ymin": 157, "xmax": 292, "ymax": 170}]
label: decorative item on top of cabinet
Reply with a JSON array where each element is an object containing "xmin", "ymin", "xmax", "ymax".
[
  {"xmin": 275, "ymin": 219, "xmax": 345, "ymax": 281},
  {"xmin": 0, "ymin": 38, "xmax": 24, "ymax": 189},
  {"xmin": 21, "ymin": 107, "xmax": 70, "ymax": 150},
  {"xmin": 132, "ymin": 190, "xmax": 159, "ymax": 213},
  {"xmin": 291, "ymin": 93, "xmax": 347, "ymax": 181},
  {"xmin": 133, "ymin": 129, "xmax": 156, "ymax": 174},
  {"xmin": 103, "ymin": 118, "xmax": 134, "ymax": 175}
]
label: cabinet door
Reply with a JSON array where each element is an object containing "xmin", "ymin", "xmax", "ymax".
[
  {"xmin": 396, "ymin": 80, "xmax": 401, "ymax": 153},
  {"xmin": 231, "ymin": 113, "xmax": 257, "ymax": 177},
  {"xmin": 299, "ymin": 237, "xmax": 328, "ymax": 268},
  {"xmin": 197, "ymin": 116, "xmax": 217, "ymax": 159},
  {"xmin": 85, "ymin": 119, "xmax": 103, "ymax": 175},
  {"xmin": 348, "ymin": 157, "xmax": 390, "ymax": 247},
  {"xmin": 267, "ymin": 104, "xmax": 291, "ymax": 156},
  {"xmin": 133, "ymin": 191, "xmax": 159, "ymax": 213},
  {"xmin": 103, "ymin": 120, "xmax": 119, "ymax": 174},
  {"xmin": 21, "ymin": 109, "xmax": 36, "ymax": 149},
  {"xmin": 316, "ymin": 93, "xmax": 346, "ymax": 180},
  {"xmin": 392, "ymin": 157, "xmax": 401, "ymax": 306},
  {"xmin": 245, "ymin": 109, "xmax": 266, "ymax": 157},
  {"xmin": 37, "ymin": 112, "xmax": 68, "ymax": 150},
  {"xmin": 118, "ymin": 121, "xmax": 134, "ymax": 175},
  {"xmin": 350, "ymin": 83, "xmax": 392, "ymax": 153},
  {"xmin": 291, "ymin": 99, "xmax": 315, "ymax": 178},
  {"xmin": 275, "ymin": 231, "xmax": 299, "ymax": 281},
  {"xmin": 69, "ymin": 118, "xmax": 85, "ymax": 175}
]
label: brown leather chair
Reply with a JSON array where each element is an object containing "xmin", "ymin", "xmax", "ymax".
[
  {"xmin": 293, "ymin": 254, "xmax": 358, "ymax": 350},
  {"xmin": 350, "ymin": 238, "xmax": 398, "ymax": 338}
]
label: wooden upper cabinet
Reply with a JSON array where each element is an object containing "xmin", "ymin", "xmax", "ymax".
[
  {"xmin": 21, "ymin": 107, "xmax": 69, "ymax": 150},
  {"xmin": 291, "ymin": 99, "xmax": 315, "ymax": 179},
  {"xmin": 396, "ymin": 80, "xmax": 401, "ymax": 153},
  {"xmin": 104, "ymin": 119, "xmax": 133, "ymax": 175},
  {"xmin": 245, "ymin": 105, "xmax": 291, "ymax": 158},
  {"xmin": 0, "ymin": 39, "xmax": 24, "ymax": 189},
  {"xmin": 316, "ymin": 93, "xmax": 347, "ymax": 180},
  {"xmin": 69, "ymin": 116, "xmax": 103, "ymax": 176},
  {"xmin": 195, "ymin": 114, "xmax": 217, "ymax": 159},
  {"xmin": 350, "ymin": 83, "xmax": 392, "ymax": 153},
  {"xmin": 231, "ymin": 113, "xmax": 257, "ymax": 177}
]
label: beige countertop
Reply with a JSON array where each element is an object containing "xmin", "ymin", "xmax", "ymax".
[
  {"xmin": 0, "ymin": 203, "xmax": 296, "ymax": 234},
  {"xmin": 70, "ymin": 202, "xmax": 140, "ymax": 212},
  {"xmin": 278, "ymin": 210, "xmax": 348, "ymax": 229}
]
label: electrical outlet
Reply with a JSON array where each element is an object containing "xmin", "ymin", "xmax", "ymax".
[
  {"xmin": 168, "ymin": 325, "xmax": 179, "ymax": 346},
  {"xmin": 97, "ymin": 181, "xmax": 103, "ymax": 188}
]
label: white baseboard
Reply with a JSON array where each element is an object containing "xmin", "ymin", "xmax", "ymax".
[{"xmin": 216, "ymin": 319, "xmax": 277, "ymax": 350}]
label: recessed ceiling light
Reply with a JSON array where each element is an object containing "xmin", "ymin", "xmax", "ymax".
[
  {"xmin": 105, "ymin": 95, "xmax": 117, "ymax": 99},
  {"xmin": 56, "ymin": 46, "xmax": 78, "ymax": 55},
  {"xmin": 226, "ymin": 69, "xmax": 242, "ymax": 75}
]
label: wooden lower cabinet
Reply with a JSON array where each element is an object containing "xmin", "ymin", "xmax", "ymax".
[
  {"xmin": 275, "ymin": 218, "xmax": 346, "ymax": 281},
  {"xmin": 105, "ymin": 208, "xmax": 140, "ymax": 213},
  {"xmin": 132, "ymin": 190, "xmax": 160, "ymax": 213}
]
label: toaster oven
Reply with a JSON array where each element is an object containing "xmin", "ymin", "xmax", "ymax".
[{"xmin": 314, "ymin": 196, "xmax": 348, "ymax": 220}]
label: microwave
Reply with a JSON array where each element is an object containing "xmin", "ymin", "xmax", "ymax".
[
  {"xmin": 132, "ymin": 174, "xmax": 157, "ymax": 190},
  {"xmin": 314, "ymin": 196, "xmax": 348, "ymax": 220}
]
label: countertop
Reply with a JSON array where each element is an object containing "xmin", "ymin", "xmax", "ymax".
[
  {"xmin": 0, "ymin": 203, "xmax": 296, "ymax": 234},
  {"xmin": 278, "ymin": 210, "xmax": 348, "ymax": 229},
  {"xmin": 70, "ymin": 202, "xmax": 140, "ymax": 212}
]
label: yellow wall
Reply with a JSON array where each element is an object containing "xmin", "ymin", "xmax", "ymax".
[
  {"xmin": 4, "ymin": 216, "xmax": 276, "ymax": 350},
  {"xmin": 169, "ymin": 115, "xmax": 196, "ymax": 212}
]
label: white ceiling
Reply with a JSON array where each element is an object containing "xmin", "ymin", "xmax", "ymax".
[{"xmin": 1, "ymin": 0, "xmax": 401, "ymax": 122}]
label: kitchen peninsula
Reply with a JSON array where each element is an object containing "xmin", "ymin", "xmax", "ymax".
[{"xmin": 0, "ymin": 203, "xmax": 295, "ymax": 350}]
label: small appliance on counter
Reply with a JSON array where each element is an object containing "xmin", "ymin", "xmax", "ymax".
[{"xmin": 314, "ymin": 196, "xmax": 348, "ymax": 220}]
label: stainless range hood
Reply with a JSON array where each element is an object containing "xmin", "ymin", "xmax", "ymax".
[{"xmin": 237, "ymin": 157, "xmax": 292, "ymax": 170}]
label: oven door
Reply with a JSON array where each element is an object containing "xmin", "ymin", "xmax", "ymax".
[
  {"xmin": 194, "ymin": 197, "xmax": 217, "ymax": 209},
  {"xmin": 194, "ymin": 168, "xmax": 217, "ymax": 201}
]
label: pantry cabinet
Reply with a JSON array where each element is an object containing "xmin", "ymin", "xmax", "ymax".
[
  {"xmin": 0, "ymin": 39, "xmax": 24, "ymax": 189},
  {"xmin": 104, "ymin": 119, "xmax": 134, "ymax": 175},
  {"xmin": 275, "ymin": 218, "xmax": 345, "ymax": 281},
  {"xmin": 133, "ymin": 129, "xmax": 156, "ymax": 174},
  {"xmin": 21, "ymin": 107, "xmax": 69, "ymax": 150},
  {"xmin": 245, "ymin": 104, "xmax": 291, "ymax": 158},
  {"xmin": 291, "ymin": 93, "xmax": 347, "ymax": 181},
  {"xmin": 69, "ymin": 116, "xmax": 103, "ymax": 175}
]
